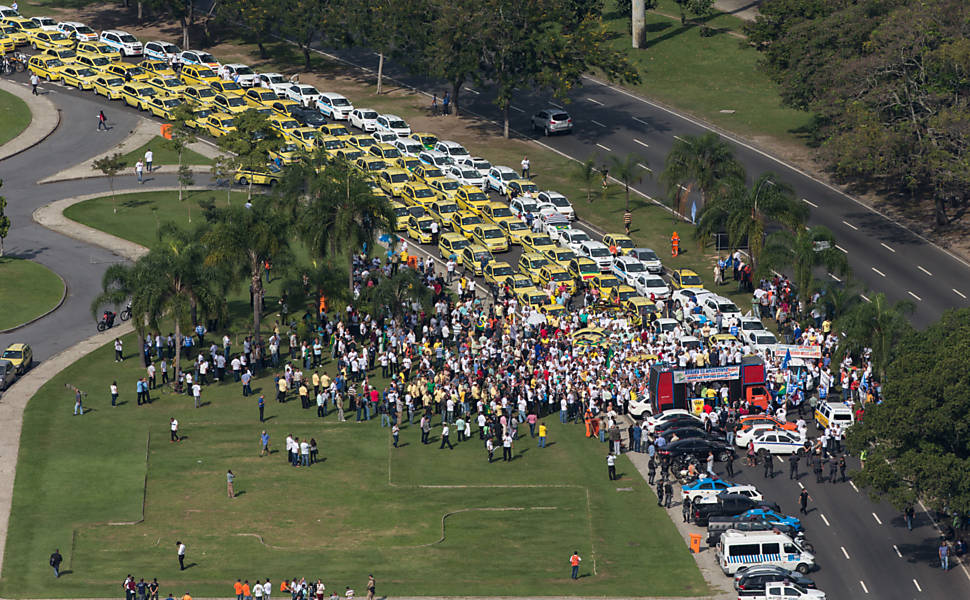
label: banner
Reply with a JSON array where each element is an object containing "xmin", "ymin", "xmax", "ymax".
[
  {"xmin": 672, "ymin": 365, "xmax": 740, "ymax": 384},
  {"xmin": 772, "ymin": 345, "xmax": 822, "ymax": 359}
]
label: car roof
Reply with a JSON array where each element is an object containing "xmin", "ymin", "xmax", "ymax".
[
  {"xmin": 6, "ymin": 343, "xmax": 28, "ymax": 350},
  {"xmin": 492, "ymin": 165, "xmax": 516, "ymax": 172}
]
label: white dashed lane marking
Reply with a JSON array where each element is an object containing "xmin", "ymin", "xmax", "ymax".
[
  {"xmin": 908, "ymin": 291, "xmax": 922, "ymax": 301},
  {"xmin": 894, "ymin": 545, "xmax": 902, "ymax": 558},
  {"xmin": 842, "ymin": 546, "xmax": 851, "ymax": 559},
  {"xmin": 872, "ymin": 512, "xmax": 882, "ymax": 525},
  {"xmin": 634, "ymin": 139, "xmax": 649, "ymax": 148},
  {"xmin": 591, "ymin": 120, "xmax": 606, "ymax": 128},
  {"xmin": 843, "ymin": 220, "xmax": 859, "ymax": 230},
  {"xmin": 881, "ymin": 242, "xmax": 896, "ymax": 253},
  {"xmin": 871, "ymin": 267, "xmax": 886, "ymax": 277},
  {"xmin": 820, "ymin": 513, "xmax": 830, "ymax": 526},
  {"xmin": 596, "ymin": 143, "xmax": 611, "ymax": 152},
  {"xmin": 802, "ymin": 198, "xmax": 818, "ymax": 207},
  {"xmin": 918, "ymin": 265, "xmax": 933, "ymax": 276},
  {"xmin": 955, "ymin": 289, "xmax": 967, "ymax": 299},
  {"xmin": 587, "ymin": 97, "xmax": 603, "ymax": 105},
  {"xmin": 860, "ymin": 580, "xmax": 869, "ymax": 594}
]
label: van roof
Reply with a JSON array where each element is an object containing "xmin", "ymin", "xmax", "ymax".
[
  {"xmin": 721, "ymin": 530, "xmax": 793, "ymax": 542},
  {"xmin": 821, "ymin": 401, "xmax": 852, "ymax": 411}
]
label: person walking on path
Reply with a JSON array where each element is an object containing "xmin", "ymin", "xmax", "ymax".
[
  {"xmin": 365, "ymin": 576, "xmax": 375, "ymax": 600},
  {"xmin": 136, "ymin": 160, "xmax": 145, "ymax": 184},
  {"xmin": 49, "ymin": 549, "xmax": 62, "ymax": 577},
  {"xmin": 227, "ymin": 470, "xmax": 235, "ymax": 498},
  {"xmin": 798, "ymin": 489, "xmax": 812, "ymax": 515},
  {"xmin": 170, "ymin": 417, "xmax": 179, "ymax": 442},
  {"xmin": 940, "ymin": 538, "xmax": 950, "ymax": 571},
  {"xmin": 521, "ymin": 156, "xmax": 530, "ymax": 179},
  {"xmin": 30, "ymin": 72, "xmax": 39, "ymax": 95},
  {"xmin": 537, "ymin": 422, "xmax": 547, "ymax": 448},
  {"xmin": 145, "ymin": 149, "xmax": 154, "ymax": 173},
  {"xmin": 176, "ymin": 541, "xmax": 186, "ymax": 570},
  {"xmin": 569, "ymin": 551, "xmax": 581, "ymax": 579},
  {"xmin": 623, "ymin": 209, "xmax": 632, "ymax": 235},
  {"xmin": 98, "ymin": 110, "xmax": 108, "ymax": 131},
  {"xmin": 607, "ymin": 452, "xmax": 617, "ymax": 480}
]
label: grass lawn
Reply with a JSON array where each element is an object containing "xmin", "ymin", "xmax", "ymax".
[
  {"xmin": 602, "ymin": 1, "xmax": 813, "ymax": 144},
  {"xmin": 0, "ymin": 89, "xmax": 32, "ymax": 147},
  {"xmin": 0, "ymin": 257, "xmax": 64, "ymax": 330},
  {"xmin": 119, "ymin": 135, "xmax": 215, "ymax": 168},
  {"xmin": 0, "ymin": 332, "xmax": 708, "ymax": 598}
]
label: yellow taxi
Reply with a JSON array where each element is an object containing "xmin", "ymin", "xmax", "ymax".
[
  {"xmin": 0, "ymin": 24, "xmax": 27, "ymax": 47},
  {"xmin": 394, "ymin": 155, "xmax": 421, "ymax": 172},
  {"xmin": 670, "ymin": 269, "xmax": 704, "ymax": 289},
  {"xmin": 146, "ymin": 76, "xmax": 188, "ymax": 98},
  {"xmin": 42, "ymin": 47, "xmax": 77, "ymax": 63},
  {"xmin": 212, "ymin": 92, "xmax": 249, "ymax": 114},
  {"xmin": 0, "ymin": 30, "xmax": 13, "ymax": 53},
  {"xmin": 76, "ymin": 53, "xmax": 113, "ymax": 73},
  {"xmin": 119, "ymin": 82, "xmax": 158, "ymax": 110},
  {"xmin": 92, "ymin": 74, "xmax": 125, "ymax": 100},
  {"xmin": 58, "ymin": 65, "xmax": 98, "ymax": 89},
  {"xmin": 186, "ymin": 107, "xmax": 215, "ymax": 130},
  {"xmin": 347, "ymin": 134, "xmax": 377, "ymax": 152},
  {"xmin": 604, "ymin": 284, "xmax": 638, "ymax": 305},
  {"xmin": 505, "ymin": 178, "xmax": 539, "ymax": 200},
  {"xmin": 1, "ymin": 343, "xmax": 33, "ymax": 375},
  {"xmin": 210, "ymin": 79, "xmax": 245, "ymax": 97},
  {"xmin": 516, "ymin": 287, "xmax": 551, "ymax": 309},
  {"xmin": 76, "ymin": 41, "xmax": 121, "ymax": 61},
  {"xmin": 319, "ymin": 123, "xmax": 353, "ymax": 142},
  {"xmin": 450, "ymin": 211, "xmax": 484, "ymax": 240},
  {"xmin": 354, "ymin": 156, "xmax": 386, "ymax": 175},
  {"xmin": 517, "ymin": 252, "xmax": 550, "ymax": 284},
  {"xmin": 284, "ymin": 127, "xmax": 316, "ymax": 151},
  {"xmin": 138, "ymin": 60, "xmax": 176, "ymax": 77},
  {"xmin": 410, "ymin": 131, "xmax": 437, "ymax": 150},
  {"xmin": 537, "ymin": 265, "xmax": 575, "ymax": 293},
  {"xmin": 625, "ymin": 296, "xmax": 660, "ymax": 326},
  {"xmin": 147, "ymin": 95, "xmax": 184, "ymax": 120},
  {"xmin": 428, "ymin": 178, "xmax": 461, "ymax": 202},
  {"xmin": 502, "ymin": 273, "xmax": 534, "ymax": 295},
  {"xmin": 460, "ymin": 244, "xmax": 494, "ymax": 276},
  {"xmin": 470, "ymin": 224, "xmax": 508, "ymax": 253},
  {"xmin": 411, "ymin": 164, "xmax": 443, "ymax": 185},
  {"xmin": 319, "ymin": 136, "xmax": 347, "ymax": 159},
  {"xmin": 268, "ymin": 115, "xmax": 302, "ymax": 136},
  {"xmin": 438, "ymin": 232, "xmax": 469, "ymax": 259},
  {"xmin": 483, "ymin": 261, "xmax": 515, "ymax": 290},
  {"xmin": 498, "ymin": 218, "xmax": 530, "ymax": 245},
  {"xmin": 591, "ymin": 273, "xmax": 623, "ymax": 297},
  {"xmin": 401, "ymin": 182, "xmax": 436, "ymax": 208},
  {"xmin": 603, "ymin": 233, "xmax": 635, "ymax": 255},
  {"xmin": 268, "ymin": 98, "xmax": 301, "ymax": 118},
  {"xmin": 4, "ymin": 17, "xmax": 41, "ymax": 44},
  {"xmin": 234, "ymin": 163, "xmax": 283, "ymax": 186},
  {"xmin": 377, "ymin": 167, "xmax": 412, "ymax": 197},
  {"xmin": 567, "ymin": 257, "xmax": 600, "ymax": 283},
  {"xmin": 203, "ymin": 112, "xmax": 237, "ymax": 137},
  {"xmin": 269, "ymin": 142, "xmax": 301, "ymax": 165},
  {"xmin": 479, "ymin": 202, "xmax": 516, "ymax": 226},
  {"xmin": 406, "ymin": 214, "xmax": 436, "ymax": 244},
  {"xmin": 454, "ymin": 186, "xmax": 488, "ymax": 215},
  {"xmin": 182, "ymin": 85, "xmax": 219, "ymax": 109},
  {"xmin": 29, "ymin": 30, "xmax": 72, "ymax": 51},
  {"xmin": 390, "ymin": 201, "xmax": 409, "ymax": 231},
  {"xmin": 543, "ymin": 246, "xmax": 576, "ymax": 268},
  {"xmin": 521, "ymin": 232, "xmax": 556, "ymax": 256},
  {"xmin": 333, "ymin": 146, "xmax": 363, "ymax": 162},
  {"xmin": 104, "ymin": 62, "xmax": 150, "ymax": 81},
  {"xmin": 428, "ymin": 200, "xmax": 459, "ymax": 228},
  {"xmin": 245, "ymin": 87, "xmax": 279, "ymax": 107},
  {"xmin": 369, "ymin": 143, "xmax": 401, "ymax": 161},
  {"xmin": 27, "ymin": 55, "xmax": 66, "ymax": 81},
  {"xmin": 179, "ymin": 64, "xmax": 221, "ymax": 87}
]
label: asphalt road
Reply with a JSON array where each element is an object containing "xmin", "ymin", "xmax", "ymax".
[{"xmin": 315, "ymin": 46, "xmax": 970, "ymax": 328}]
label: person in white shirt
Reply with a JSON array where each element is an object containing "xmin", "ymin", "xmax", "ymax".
[
  {"xmin": 170, "ymin": 417, "xmax": 179, "ymax": 442},
  {"xmin": 300, "ymin": 439, "xmax": 310, "ymax": 466},
  {"xmin": 192, "ymin": 383, "xmax": 202, "ymax": 408},
  {"xmin": 263, "ymin": 580, "xmax": 272, "ymax": 600},
  {"xmin": 144, "ymin": 148, "xmax": 154, "ymax": 173},
  {"xmin": 110, "ymin": 381, "xmax": 119, "ymax": 407}
]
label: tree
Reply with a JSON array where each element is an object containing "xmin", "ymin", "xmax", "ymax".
[
  {"xmin": 660, "ymin": 132, "xmax": 745, "ymax": 217},
  {"xmin": 215, "ymin": 109, "xmax": 282, "ymax": 200},
  {"xmin": 93, "ymin": 153, "xmax": 127, "ymax": 214},
  {"xmin": 673, "ymin": 0, "xmax": 715, "ymax": 25},
  {"xmin": 819, "ymin": 278, "xmax": 863, "ymax": 322},
  {"xmin": 836, "ymin": 292, "xmax": 914, "ymax": 383},
  {"xmin": 358, "ymin": 268, "xmax": 433, "ymax": 319},
  {"xmin": 91, "ymin": 263, "xmax": 154, "ymax": 367},
  {"xmin": 847, "ymin": 309, "xmax": 970, "ymax": 513},
  {"xmin": 0, "ymin": 180, "xmax": 9, "ymax": 257},
  {"xmin": 345, "ymin": 0, "xmax": 415, "ymax": 95},
  {"xmin": 146, "ymin": 0, "xmax": 195, "ymax": 48},
  {"xmin": 279, "ymin": 0, "xmax": 336, "ymax": 70},
  {"xmin": 219, "ymin": 0, "xmax": 275, "ymax": 58},
  {"xmin": 759, "ymin": 225, "xmax": 848, "ymax": 304},
  {"xmin": 694, "ymin": 172, "xmax": 807, "ymax": 264},
  {"xmin": 610, "ymin": 153, "xmax": 648, "ymax": 212},
  {"xmin": 414, "ymin": 0, "xmax": 485, "ymax": 117},
  {"xmin": 203, "ymin": 199, "xmax": 293, "ymax": 339},
  {"xmin": 575, "ymin": 155, "xmax": 600, "ymax": 204},
  {"xmin": 165, "ymin": 103, "xmax": 198, "ymax": 211},
  {"xmin": 210, "ymin": 155, "xmax": 236, "ymax": 206}
]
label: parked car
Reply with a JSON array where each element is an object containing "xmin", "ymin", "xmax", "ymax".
[
  {"xmin": 0, "ymin": 359, "xmax": 18, "ymax": 390},
  {"xmin": 693, "ymin": 492, "xmax": 780, "ymax": 527}
]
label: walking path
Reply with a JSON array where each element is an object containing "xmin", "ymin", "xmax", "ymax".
[
  {"xmin": 38, "ymin": 119, "xmax": 223, "ymax": 184},
  {"xmin": 0, "ymin": 79, "xmax": 60, "ymax": 161}
]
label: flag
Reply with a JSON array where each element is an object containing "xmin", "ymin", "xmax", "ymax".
[
  {"xmin": 782, "ymin": 349, "xmax": 791, "ymax": 370},
  {"xmin": 690, "ymin": 201, "xmax": 697, "ymax": 223}
]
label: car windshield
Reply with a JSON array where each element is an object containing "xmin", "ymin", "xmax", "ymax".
[
  {"xmin": 461, "ymin": 169, "xmax": 479, "ymax": 179},
  {"xmin": 332, "ymin": 97, "xmax": 351, "ymax": 106},
  {"xmin": 76, "ymin": 68, "xmax": 95, "ymax": 77},
  {"xmin": 323, "ymin": 140, "xmax": 343, "ymax": 150},
  {"xmin": 531, "ymin": 236, "xmax": 553, "ymax": 246},
  {"xmin": 388, "ymin": 173, "xmax": 409, "ymax": 183},
  {"xmin": 462, "ymin": 216, "xmax": 483, "ymax": 225},
  {"xmin": 680, "ymin": 274, "xmax": 702, "ymax": 286},
  {"xmin": 616, "ymin": 238, "xmax": 634, "ymax": 248},
  {"xmin": 436, "ymin": 204, "xmax": 457, "ymax": 214},
  {"xmin": 195, "ymin": 67, "xmax": 216, "ymax": 77},
  {"xmin": 549, "ymin": 271, "xmax": 570, "ymax": 281},
  {"xmin": 118, "ymin": 33, "xmax": 137, "ymax": 43},
  {"xmin": 473, "ymin": 160, "xmax": 490, "ymax": 170},
  {"xmin": 755, "ymin": 334, "xmax": 776, "ymax": 344},
  {"xmin": 161, "ymin": 43, "xmax": 178, "ymax": 53},
  {"xmin": 49, "ymin": 32, "xmax": 67, "ymax": 40},
  {"xmin": 718, "ymin": 301, "xmax": 739, "ymax": 313},
  {"xmin": 77, "ymin": 26, "xmax": 95, "ymax": 34},
  {"xmin": 549, "ymin": 196, "xmax": 570, "ymax": 207},
  {"xmin": 105, "ymin": 77, "xmax": 123, "ymax": 86},
  {"xmin": 491, "ymin": 207, "xmax": 514, "ymax": 218},
  {"xmin": 360, "ymin": 111, "xmax": 377, "ymax": 119},
  {"xmin": 624, "ymin": 261, "xmax": 646, "ymax": 273},
  {"xmin": 195, "ymin": 87, "xmax": 216, "ymax": 98},
  {"xmin": 355, "ymin": 137, "xmax": 376, "ymax": 147},
  {"xmin": 1, "ymin": 350, "xmax": 22, "ymax": 359},
  {"xmin": 265, "ymin": 74, "xmax": 285, "ymax": 83},
  {"xmin": 440, "ymin": 180, "xmax": 459, "ymax": 190},
  {"xmin": 473, "ymin": 251, "xmax": 492, "ymax": 262},
  {"xmin": 299, "ymin": 86, "xmax": 318, "ymax": 95},
  {"xmin": 394, "ymin": 207, "xmax": 408, "ymax": 217},
  {"xmin": 413, "ymin": 188, "xmax": 433, "ymax": 198},
  {"xmin": 234, "ymin": 66, "xmax": 254, "ymax": 75},
  {"xmin": 89, "ymin": 57, "xmax": 110, "ymax": 66},
  {"xmin": 519, "ymin": 202, "xmax": 538, "ymax": 213},
  {"xmin": 506, "ymin": 221, "xmax": 528, "ymax": 232},
  {"xmin": 618, "ymin": 290, "xmax": 636, "ymax": 302},
  {"xmin": 493, "ymin": 265, "xmax": 514, "ymax": 276},
  {"xmin": 226, "ymin": 96, "xmax": 245, "ymax": 106},
  {"xmin": 162, "ymin": 99, "xmax": 180, "ymax": 108},
  {"xmin": 463, "ymin": 192, "xmax": 487, "ymax": 203},
  {"xmin": 417, "ymin": 219, "xmax": 433, "ymax": 232},
  {"xmin": 387, "ymin": 119, "xmax": 407, "ymax": 128},
  {"xmin": 568, "ymin": 231, "xmax": 590, "ymax": 243},
  {"xmin": 482, "ymin": 229, "xmax": 503, "ymax": 239},
  {"xmin": 636, "ymin": 249, "xmax": 659, "ymax": 261},
  {"xmin": 520, "ymin": 183, "xmax": 538, "ymax": 193},
  {"xmin": 328, "ymin": 126, "xmax": 350, "ymax": 136},
  {"xmin": 161, "ymin": 78, "xmax": 181, "ymax": 87},
  {"xmin": 589, "ymin": 247, "xmax": 609, "ymax": 257},
  {"xmin": 645, "ymin": 278, "xmax": 665, "ymax": 288},
  {"xmin": 419, "ymin": 135, "xmax": 436, "ymax": 145},
  {"xmin": 500, "ymin": 170, "xmax": 516, "ymax": 181},
  {"xmin": 197, "ymin": 52, "xmax": 216, "ymax": 62},
  {"xmin": 366, "ymin": 160, "xmax": 385, "ymax": 170}
]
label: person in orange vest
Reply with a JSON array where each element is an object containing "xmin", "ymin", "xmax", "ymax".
[
  {"xmin": 584, "ymin": 408, "xmax": 593, "ymax": 437},
  {"xmin": 569, "ymin": 551, "xmax": 582, "ymax": 579},
  {"xmin": 671, "ymin": 231, "xmax": 680, "ymax": 257},
  {"xmin": 609, "ymin": 241, "xmax": 618, "ymax": 258}
]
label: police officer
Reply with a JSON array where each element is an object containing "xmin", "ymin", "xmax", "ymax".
[
  {"xmin": 762, "ymin": 449, "xmax": 772, "ymax": 478},
  {"xmin": 724, "ymin": 449, "xmax": 735, "ymax": 478},
  {"xmin": 647, "ymin": 456, "xmax": 657, "ymax": 485},
  {"xmin": 838, "ymin": 455, "xmax": 847, "ymax": 482},
  {"xmin": 814, "ymin": 454, "xmax": 824, "ymax": 483},
  {"xmin": 789, "ymin": 452, "xmax": 800, "ymax": 480},
  {"xmin": 682, "ymin": 496, "xmax": 692, "ymax": 522},
  {"xmin": 656, "ymin": 480, "xmax": 665, "ymax": 507},
  {"xmin": 663, "ymin": 480, "xmax": 673, "ymax": 508},
  {"xmin": 829, "ymin": 455, "xmax": 839, "ymax": 483}
]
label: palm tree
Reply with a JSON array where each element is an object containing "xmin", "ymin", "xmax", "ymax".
[
  {"xmin": 359, "ymin": 268, "xmax": 433, "ymax": 319},
  {"xmin": 836, "ymin": 292, "xmax": 914, "ymax": 382},
  {"xmin": 91, "ymin": 262, "xmax": 154, "ymax": 367},
  {"xmin": 610, "ymin": 153, "xmax": 648, "ymax": 212},
  {"xmin": 695, "ymin": 173, "xmax": 808, "ymax": 265},
  {"xmin": 574, "ymin": 155, "xmax": 599, "ymax": 203},
  {"xmin": 820, "ymin": 278, "xmax": 864, "ymax": 322},
  {"xmin": 202, "ymin": 199, "xmax": 293, "ymax": 340},
  {"xmin": 760, "ymin": 225, "xmax": 849, "ymax": 305},
  {"xmin": 659, "ymin": 132, "xmax": 746, "ymax": 217}
]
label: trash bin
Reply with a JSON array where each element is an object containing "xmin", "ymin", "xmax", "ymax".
[{"xmin": 689, "ymin": 533, "xmax": 702, "ymax": 554}]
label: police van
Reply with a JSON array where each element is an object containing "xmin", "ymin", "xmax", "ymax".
[
  {"xmin": 813, "ymin": 400, "xmax": 854, "ymax": 430},
  {"xmin": 716, "ymin": 530, "xmax": 816, "ymax": 576}
]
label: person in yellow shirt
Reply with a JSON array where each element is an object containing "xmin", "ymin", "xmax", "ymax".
[
  {"xmin": 276, "ymin": 376, "xmax": 287, "ymax": 403},
  {"xmin": 537, "ymin": 422, "xmax": 548, "ymax": 448}
]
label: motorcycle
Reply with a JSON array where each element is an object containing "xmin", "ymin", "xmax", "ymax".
[{"xmin": 96, "ymin": 311, "xmax": 116, "ymax": 332}]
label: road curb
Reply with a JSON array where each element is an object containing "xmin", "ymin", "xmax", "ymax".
[
  {"xmin": 0, "ymin": 79, "xmax": 60, "ymax": 162},
  {"xmin": 0, "ymin": 265, "xmax": 67, "ymax": 334},
  {"xmin": 39, "ymin": 164, "xmax": 215, "ymax": 184}
]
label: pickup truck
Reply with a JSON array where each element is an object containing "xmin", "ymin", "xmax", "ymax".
[{"xmin": 693, "ymin": 492, "xmax": 780, "ymax": 527}]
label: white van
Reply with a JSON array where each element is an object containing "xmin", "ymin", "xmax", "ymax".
[
  {"xmin": 814, "ymin": 400, "xmax": 854, "ymax": 430},
  {"xmin": 716, "ymin": 530, "xmax": 815, "ymax": 576}
]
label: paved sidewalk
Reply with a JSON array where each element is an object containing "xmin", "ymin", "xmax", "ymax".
[
  {"xmin": 0, "ymin": 79, "xmax": 60, "ymax": 161},
  {"xmin": 38, "ymin": 119, "xmax": 224, "ymax": 183}
]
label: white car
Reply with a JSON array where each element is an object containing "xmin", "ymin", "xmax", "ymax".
[
  {"xmin": 740, "ymin": 316, "xmax": 767, "ymax": 339},
  {"xmin": 179, "ymin": 49, "xmax": 220, "ymax": 70},
  {"xmin": 375, "ymin": 113, "xmax": 411, "ymax": 137},
  {"xmin": 31, "ymin": 16, "xmax": 59, "ymax": 31},
  {"xmin": 751, "ymin": 429, "xmax": 806, "ymax": 455},
  {"xmin": 317, "ymin": 92, "xmax": 353, "ymax": 119},
  {"xmin": 653, "ymin": 318, "xmax": 680, "ymax": 336},
  {"xmin": 611, "ymin": 255, "xmax": 648, "ymax": 286},
  {"xmin": 57, "ymin": 21, "xmax": 98, "ymax": 42},
  {"xmin": 372, "ymin": 131, "xmax": 398, "ymax": 144},
  {"xmin": 691, "ymin": 484, "xmax": 763, "ymax": 505},
  {"xmin": 258, "ymin": 73, "xmax": 290, "ymax": 97},
  {"xmin": 541, "ymin": 214, "xmax": 572, "ymax": 243},
  {"xmin": 701, "ymin": 295, "xmax": 742, "ymax": 324},
  {"xmin": 760, "ymin": 582, "xmax": 826, "ymax": 600},
  {"xmin": 286, "ymin": 84, "xmax": 322, "ymax": 108},
  {"xmin": 99, "ymin": 30, "xmax": 143, "ymax": 56},
  {"xmin": 0, "ymin": 4, "xmax": 20, "ymax": 18},
  {"xmin": 349, "ymin": 108, "xmax": 379, "ymax": 131},
  {"xmin": 143, "ymin": 40, "xmax": 180, "ymax": 62},
  {"xmin": 628, "ymin": 396, "xmax": 653, "ymax": 418},
  {"xmin": 446, "ymin": 164, "xmax": 485, "ymax": 188},
  {"xmin": 509, "ymin": 197, "xmax": 539, "ymax": 219},
  {"xmin": 486, "ymin": 166, "xmax": 518, "ymax": 194},
  {"xmin": 645, "ymin": 409, "xmax": 700, "ymax": 432},
  {"xmin": 393, "ymin": 137, "xmax": 423, "ymax": 157},
  {"xmin": 734, "ymin": 423, "xmax": 780, "ymax": 448},
  {"xmin": 629, "ymin": 247, "xmax": 664, "ymax": 274},
  {"xmin": 682, "ymin": 480, "xmax": 763, "ymax": 503},
  {"xmin": 749, "ymin": 331, "xmax": 779, "ymax": 353},
  {"xmin": 578, "ymin": 240, "xmax": 612, "ymax": 271},
  {"xmin": 418, "ymin": 150, "xmax": 454, "ymax": 170},
  {"xmin": 434, "ymin": 140, "xmax": 470, "ymax": 160},
  {"xmin": 537, "ymin": 190, "xmax": 575, "ymax": 220},
  {"xmin": 634, "ymin": 273, "xmax": 671, "ymax": 300},
  {"xmin": 670, "ymin": 288, "xmax": 715, "ymax": 310},
  {"xmin": 561, "ymin": 228, "xmax": 591, "ymax": 253},
  {"xmin": 222, "ymin": 64, "xmax": 259, "ymax": 87},
  {"xmin": 458, "ymin": 156, "xmax": 491, "ymax": 178}
]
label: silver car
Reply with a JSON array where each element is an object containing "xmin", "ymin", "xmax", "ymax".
[
  {"xmin": 0, "ymin": 359, "xmax": 18, "ymax": 391},
  {"xmin": 531, "ymin": 108, "xmax": 573, "ymax": 135}
]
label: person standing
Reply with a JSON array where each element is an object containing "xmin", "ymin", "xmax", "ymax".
[
  {"xmin": 176, "ymin": 541, "xmax": 186, "ymax": 570},
  {"xmin": 431, "ymin": 94, "xmax": 438, "ymax": 116},
  {"xmin": 623, "ymin": 209, "xmax": 632, "ymax": 235},
  {"xmin": 682, "ymin": 496, "xmax": 692, "ymax": 523},
  {"xmin": 838, "ymin": 455, "xmax": 847, "ymax": 482},
  {"xmin": 227, "ymin": 470, "xmax": 235, "ymax": 498},
  {"xmin": 789, "ymin": 452, "xmax": 799, "ymax": 479},
  {"xmin": 502, "ymin": 433, "xmax": 513, "ymax": 461},
  {"xmin": 940, "ymin": 538, "xmax": 950, "ymax": 571},
  {"xmin": 110, "ymin": 380, "xmax": 119, "ymax": 407},
  {"xmin": 260, "ymin": 430, "xmax": 270, "ymax": 456},
  {"xmin": 486, "ymin": 438, "xmax": 494, "ymax": 463},
  {"xmin": 365, "ymin": 576, "xmax": 375, "ymax": 600},
  {"xmin": 724, "ymin": 448, "xmax": 735, "ymax": 478},
  {"xmin": 136, "ymin": 160, "xmax": 145, "ymax": 184},
  {"xmin": 115, "ymin": 338, "xmax": 124, "ymax": 361},
  {"xmin": 905, "ymin": 505, "xmax": 915, "ymax": 531},
  {"xmin": 607, "ymin": 452, "xmax": 617, "ymax": 480},
  {"xmin": 798, "ymin": 489, "xmax": 811, "ymax": 515},
  {"xmin": 705, "ymin": 451, "xmax": 716, "ymax": 479},
  {"xmin": 258, "ymin": 394, "xmax": 265, "ymax": 422},
  {"xmin": 30, "ymin": 72, "xmax": 39, "ymax": 95},
  {"xmin": 392, "ymin": 423, "xmax": 400, "ymax": 448},
  {"xmin": 149, "ymin": 578, "xmax": 159, "ymax": 600},
  {"xmin": 521, "ymin": 156, "xmax": 530, "ymax": 179},
  {"xmin": 49, "ymin": 548, "xmax": 62, "ymax": 577},
  {"xmin": 569, "ymin": 551, "xmax": 581, "ymax": 579},
  {"xmin": 439, "ymin": 424, "xmax": 453, "ymax": 449},
  {"xmin": 537, "ymin": 422, "xmax": 547, "ymax": 448},
  {"xmin": 170, "ymin": 417, "xmax": 179, "ymax": 442},
  {"xmin": 263, "ymin": 580, "xmax": 272, "ymax": 600},
  {"xmin": 192, "ymin": 381, "xmax": 202, "ymax": 408},
  {"xmin": 663, "ymin": 480, "xmax": 673, "ymax": 508},
  {"xmin": 145, "ymin": 148, "xmax": 154, "ymax": 173},
  {"xmin": 656, "ymin": 480, "xmax": 665, "ymax": 506},
  {"xmin": 74, "ymin": 388, "xmax": 84, "ymax": 416},
  {"xmin": 98, "ymin": 110, "xmax": 108, "ymax": 131}
]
